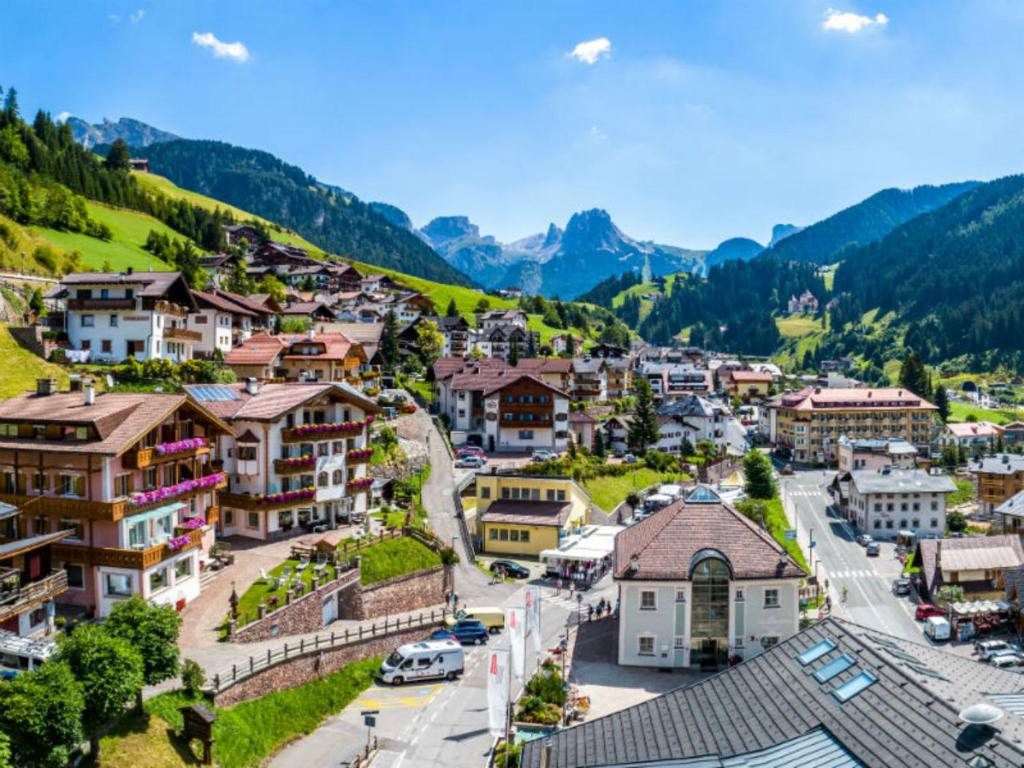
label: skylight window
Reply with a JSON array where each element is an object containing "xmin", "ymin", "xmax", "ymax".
[
  {"xmin": 832, "ymin": 671, "xmax": 877, "ymax": 703},
  {"xmin": 815, "ymin": 654, "xmax": 854, "ymax": 683},
  {"xmin": 797, "ymin": 639, "xmax": 836, "ymax": 666}
]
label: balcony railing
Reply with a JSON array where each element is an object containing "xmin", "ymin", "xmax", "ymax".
[
  {"xmin": 144, "ymin": 299, "xmax": 189, "ymax": 317},
  {"xmin": 163, "ymin": 327, "xmax": 203, "ymax": 342},
  {"xmin": 128, "ymin": 472, "xmax": 226, "ymax": 511},
  {"xmin": 0, "ymin": 570, "xmax": 68, "ymax": 621},
  {"xmin": 0, "ymin": 492, "xmax": 126, "ymax": 521},
  {"xmin": 51, "ymin": 528, "xmax": 202, "ymax": 571},
  {"xmin": 220, "ymin": 488, "xmax": 316, "ymax": 511},
  {"xmin": 281, "ymin": 416, "xmax": 376, "ymax": 443},
  {"xmin": 273, "ymin": 456, "xmax": 317, "ymax": 475},
  {"xmin": 66, "ymin": 297, "xmax": 134, "ymax": 311},
  {"xmin": 124, "ymin": 438, "xmax": 210, "ymax": 469}
]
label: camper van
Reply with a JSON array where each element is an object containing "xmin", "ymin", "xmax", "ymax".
[{"xmin": 378, "ymin": 639, "xmax": 465, "ymax": 685}]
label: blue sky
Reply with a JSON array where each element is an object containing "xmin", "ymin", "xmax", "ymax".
[{"xmin": 2, "ymin": 1, "xmax": 1023, "ymax": 248}]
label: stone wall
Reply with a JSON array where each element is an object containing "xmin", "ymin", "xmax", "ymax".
[
  {"xmin": 212, "ymin": 621, "xmax": 439, "ymax": 707},
  {"xmin": 230, "ymin": 569, "xmax": 360, "ymax": 644},
  {"xmin": 340, "ymin": 565, "xmax": 449, "ymax": 621}
]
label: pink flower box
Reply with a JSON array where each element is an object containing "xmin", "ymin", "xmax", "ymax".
[
  {"xmin": 291, "ymin": 416, "xmax": 376, "ymax": 438},
  {"xmin": 346, "ymin": 477, "xmax": 374, "ymax": 489},
  {"xmin": 254, "ymin": 487, "xmax": 316, "ymax": 505},
  {"xmin": 154, "ymin": 436, "xmax": 207, "ymax": 457},
  {"xmin": 167, "ymin": 534, "xmax": 191, "ymax": 551},
  {"xmin": 346, "ymin": 449, "xmax": 373, "ymax": 461},
  {"xmin": 129, "ymin": 472, "xmax": 225, "ymax": 506}
]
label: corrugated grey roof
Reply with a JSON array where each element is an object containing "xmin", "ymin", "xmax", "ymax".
[
  {"xmin": 520, "ymin": 617, "xmax": 1024, "ymax": 768},
  {"xmin": 849, "ymin": 468, "xmax": 956, "ymax": 495},
  {"xmin": 970, "ymin": 454, "xmax": 1024, "ymax": 476}
]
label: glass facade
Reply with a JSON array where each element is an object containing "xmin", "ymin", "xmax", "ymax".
[{"xmin": 690, "ymin": 557, "xmax": 730, "ymax": 667}]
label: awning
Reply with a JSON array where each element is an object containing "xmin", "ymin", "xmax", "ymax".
[{"xmin": 0, "ymin": 502, "xmax": 17, "ymax": 521}]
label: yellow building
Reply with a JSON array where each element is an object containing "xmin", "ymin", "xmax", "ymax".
[
  {"xmin": 475, "ymin": 473, "xmax": 591, "ymax": 556},
  {"xmin": 768, "ymin": 387, "xmax": 936, "ymax": 465}
]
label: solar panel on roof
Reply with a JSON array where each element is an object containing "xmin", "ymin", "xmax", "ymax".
[
  {"xmin": 189, "ymin": 385, "xmax": 240, "ymax": 402},
  {"xmin": 832, "ymin": 670, "xmax": 877, "ymax": 703}
]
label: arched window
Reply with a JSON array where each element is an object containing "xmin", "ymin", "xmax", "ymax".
[
  {"xmin": 333, "ymin": 469, "xmax": 343, "ymax": 484},
  {"xmin": 689, "ymin": 551, "xmax": 732, "ymax": 668},
  {"xmin": 317, "ymin": 471, "xmax": 328, "ymax": 486}
]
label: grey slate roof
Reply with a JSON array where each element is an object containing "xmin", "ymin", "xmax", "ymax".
[
  {"xmin": 849, "ymin": 468, "xmax": 956, "ymax": 495},
  {"xmin": 970, "ymin": 454, "xmax": 1024, "ymax": 476},
  {"xmin": 657, "ymin": 394, "xmax": 716, "ymax": 419},
  {"xmin": 520, "ymin": 617, "xmax": 1024, "ymax": 768},
  {"xmin": 996, "ymin": 490, "xmax": 1024, "ymax": 520}
]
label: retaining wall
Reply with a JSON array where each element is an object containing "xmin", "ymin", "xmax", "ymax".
[
  {"xmin": 230, "ymin": 569, "xmax": 360, "ymax": 643},
  {"xmin": 339, "ymin": 564, "xmax": 449, "ymax": 620}
]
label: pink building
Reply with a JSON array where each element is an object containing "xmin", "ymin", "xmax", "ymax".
[{"xmin": 0, "ymin": 380, "xmax": 233, "ymax": 618}]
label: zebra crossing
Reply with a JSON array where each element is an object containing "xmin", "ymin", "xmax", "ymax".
[
  {"xmin": 830, "ymin": 569, "xmax": 881, "ymax": 580},
  {"xmin": 788, "ymin": 489, "xmax": 824, "ymax": 499}
]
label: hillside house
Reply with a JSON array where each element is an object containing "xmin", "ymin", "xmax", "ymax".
[{"xmin": 787, "ymin": 290, "xmax": 819, "ymax": 314}]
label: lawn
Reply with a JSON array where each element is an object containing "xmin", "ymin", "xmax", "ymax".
[
  {"xmin": 32, "ymin": 200, "xmax": 177, "ymax": 272},
  {"xmin": 401, "ymin": 376, "xmax": 435, "ymax": 404},
  {"xmin": 582, "ymin": 468, "xmax": 689, "ymax": 512},
  {"xmin": 949, "ymin": 401, "xmax": 1024, "ymax": 425},
  {"xmin": 950, "ymin": 478, "xmax": 975, "ymax": 507},
  {"xmin": 225, "ymin": 557, "xmax": 338, "ymax": 633},
  {"xmin": 0, "ymin": 323, "xmax": 68, "ymax": 397},
  {"xmin": 100, "ymin": 658, "xmax": 380, "ymax": 768},
  {"xmin": 775, "ymin": 315, "xmax": 824, "ymax": 339},
  {"xmin": 359, "ymin": 535, "xmax": 442, "ymax": 585}
]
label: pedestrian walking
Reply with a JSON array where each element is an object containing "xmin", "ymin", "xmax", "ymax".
[
  {"xmin": 569, "ymin": 580, "xmax": 575, "ymax": 599},
  {"xmin": 555, "ymin": 577, "xmax": 562, "ymax": 596},
  {"xmin": 587, "ymin": 604, "xmax": 594, "ymax": 622}
]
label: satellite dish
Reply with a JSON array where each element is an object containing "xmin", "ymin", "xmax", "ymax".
[{"xmin": 959, "ymin": 703, "xmax": 1004, "ymax": 725}]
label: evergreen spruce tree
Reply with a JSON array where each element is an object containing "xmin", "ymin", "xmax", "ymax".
[
  {"xmin": 105, "ymin": 138, "xmax": 131, "ymax": 171},
  {"xmin": 627, "ymin": 377, "xmax": 659, "ymax": 451},
  {"xmin": 933, "ymin": 382, "xmax": 950, "ymax": 423},
  {"xmin": 593, "ymin": 429, "xmax": 606, "ymax": 458},
  {"xmin": 381, "ymin": 310, "xmax": 400, "ymax": 372},
  {"xmin": 445, "ymin": 298, "xmax": 459, "ymax": 317}
]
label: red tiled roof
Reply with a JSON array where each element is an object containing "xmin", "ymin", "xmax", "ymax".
[
  {"xmin": 614, "ymin": 496, "xmax": 806, "ymax": 581},
  {"xmin": 516, "ymin": 358, "xmax": 573, "ymax": 374},
  {"xmin": 770, "ymin": 386, "xmax": 936, "ymax": 412}
]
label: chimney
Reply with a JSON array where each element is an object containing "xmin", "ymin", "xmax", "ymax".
[
  {"xmin": 83, "ymin": 379, "xmax": 95, "ymax": 406},
  {"xmin": 245, "ymin": 377, "xmax": 260, "ymax": 396},
  {"xmin": 36, "ymin": 378, "xmax": 56, "ymax": 397},
  {"xmin": 307, "ymin": 328, "xmax": 315, "ymax": 341},
  {"xmin": 936, "ymin": 539, "xmax": 942, "ymax": 567},
  {"xmin": 126, "ymin": 266, "xmax": 133, "ymax": 275},
  {"xmin": 68, "ymin": 374, "xmax": 82, "ymax": 392}
]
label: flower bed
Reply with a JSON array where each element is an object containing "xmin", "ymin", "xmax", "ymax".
[
  {"xmin": 346, "ymin": 449, "xmax": 373, "ymax": 461},
  {"xmin": 291, "ymin": 416, "xmax": 376, "ymax": 438},
  {"xmin": 129, "ymin": 472, "xmax": 225, "ymax": 506},
  {"xmin": 346, "ymin": 477, "xmax": 374, "ymax": 490},
  {"xmin": 154, "ymin": 436, "xmax": 207, "ymax": 457},
  {"xmin": 167, "ymin": 534, "xmax": 191, "ymax": 551}
]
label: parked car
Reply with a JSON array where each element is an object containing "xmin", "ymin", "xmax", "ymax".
[
  {"xmin": 532, "ymin": 449, "xmax": 556, "ymax": 462},
  {"xmin": 455, "ymin": 454, "xmax": 486, "ymax": 468},
  {"xmin": 448, "ymin": 619, "xmax": 490, "ymax": 645},
  {"xmin": 623, "ymin": 453, "xmax": 638, "ymax": 464},
  {"xmin": 428, "ymin": 628, "xmax": 458, "ymax": 642},
  {"xmin": 447, "ymin": 606, "xmax": 505, "ymax": 634},
  {"xmin": 915, "ymin": 604, "xmax": 945, "ymax": 620},
  {"xmin": 985, "ymin": 647, "xmax": 1021, "ymax": 664},
  {"xmin": 780, "ymin": 463, "xmax": 794, "ymax": 476},
  {"xmin": 856, "ymin": 534, "xmax": 874, "ymax": 547},
  {"xmin": 976, "ymin": 640, "xmax": 1012, "ymax": 661},
  {"xmin": 865, "ymin": 542, "xmax": 880, "ymax": 557},
  {"xmin": 489, "ymin": 560, "xmax": 531, "ymax": 579},
  {"xmin": 892, "ymin": 578, "xmax": 911, "ymax": 596},
  {"xmin": 457, "ymin": 446, "xmax": 486, "ymax": 458},
  {"xmin": 990, "ymin": 653, "xmax": 1024, "ymax": 669}
]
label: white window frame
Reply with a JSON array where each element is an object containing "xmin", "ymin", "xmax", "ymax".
[
  {"xmin": 764, "ymin": 588, "xmax": 780, "ymax": 609},
  {"xmin": 639, "ymin": 590, "xmax": 657, "ymax": 611},
  {"xmin": 637, "ymin": 634, "xmax": 656, "ymax": 656}
]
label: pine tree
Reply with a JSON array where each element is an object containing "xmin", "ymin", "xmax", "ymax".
[
  {"xmin": 381, "ymin": 310, "xmax": 400, "ymax": 372},
  {"xmin": 743, "ymin": 450, "xmax": 777, "ymax": 500},
  {"xmin": 445, "ymin": 298, "xmax": 459, "ymax": 317},
  {"xmin": 508, "ymin": 342, "xmax": 520, "ymax": 366},
  {"xmin": 933, "ymin": 383, "xmax": 950, "ymax": 423},
  {"xmin": 593, "ymin": 429, "xmax": 606, "ymax": 458},
  {"xmin": 105, "ymin": 138, "xmax": 131, "ymax": 172},
  {"xmin": 898, "ymin": 351, "xmax": 931, "ymax": 397},
  {"xmin": 3, "ymin": 87, "xmax": 18, "ymax": 120},
  {"xmin": 627, "ymin": 377, "xmax": 659, "ymax": 451}
]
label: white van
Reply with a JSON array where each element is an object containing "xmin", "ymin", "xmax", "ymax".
[
  {"xmin": 924, "ymin": 616, "xmax": 951, "ymax": 642},
  {"xmin": 378, "ymin": 640, "xmax": 464, "ymax": 685}
]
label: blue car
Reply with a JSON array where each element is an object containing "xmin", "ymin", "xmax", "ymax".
[
  {"xmin": 429, "ymin": 628, "xmax": 458, "ymax": 642},
  {"xmin": 450, "ymin": 619, "xmax": 489, "ymax": 645}
]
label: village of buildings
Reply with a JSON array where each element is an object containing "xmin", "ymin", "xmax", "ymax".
[{"xmin": 3, "ymin": 231, "xmax": 1024, "ymax": 768}]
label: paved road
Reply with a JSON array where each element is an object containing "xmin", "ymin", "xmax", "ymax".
[{"xmin": 781, "ymin": 469, "xmax": 923, "ymax": 643}]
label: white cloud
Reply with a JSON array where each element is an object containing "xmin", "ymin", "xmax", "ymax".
[
  {"xmin": 569, "ymin": 37, "xmax": 612, "ymax": 65},
  {"xmin": 822, "ymin": 8, "xmax": 889, "ymax": 33},
  {"xmin": 191, "ymin": 31, "xmax": 250, "ymax": 62},
  {"xmin": 107, "ymin": 13, "xmax": 120, "ymax": 23},
  {"xmin": 130, "ymin": 9, "xmax": 145, "ymax": 23},
  {"xmin": 55, "ymin": 112, "xmax": 71, "ymax": 123}
]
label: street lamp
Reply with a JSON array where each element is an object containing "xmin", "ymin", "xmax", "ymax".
[{"xmin": 576, "ymin": 592, "xmax": 583, "ymax": 627}]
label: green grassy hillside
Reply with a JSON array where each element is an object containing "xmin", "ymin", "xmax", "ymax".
[
  {"xmin": 31, "ymin": 200, "xmax": 176, "ymax": 272},
  {"xmin": 0, "ymin": 324, "xmax": 68, "ymax": 397}
]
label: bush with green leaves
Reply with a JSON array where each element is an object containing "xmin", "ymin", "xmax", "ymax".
[
  {"xmin": 181, "ymin": 658, "xmax": 206, "ymax": 697},
  {"xmin": 0, "ymin": 660, "xmax": 84, "ymax": 768},
  {"xmin": 742, "ymin": 450, "xmax": 777, "ymax": 500}
]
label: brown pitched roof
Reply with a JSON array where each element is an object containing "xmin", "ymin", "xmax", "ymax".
[
  {"xmin": 920, "ymin": 534, "xmax": 1024, "ymax": 593},
  {"xmin": 480, "ymin": 500, "xmax": 573, "ymax": 527},
  {"xmin": 0, "ymin": 392, "xmax": 233, "ymax": 456},
  {"xmin": 516, "ymin": 358, "xmax": 573, "ymax": 374},
  {"xmin": 481, "ymin": 373, "xmax": 569, "ymax": 398},
  {"xmin": 183, "ymin": 381, "xmax": 382, "ymax": 421},
  {"xmin": 192, "ymin": 290, "xmax": 259, "ymax": 317},
  {"xmin": 614, "ymin": 493, "xmax": 806, "ymax": 581},
  {"xmin": 225, "ymin": 334, "xmax": 287, "ymax": 366}
]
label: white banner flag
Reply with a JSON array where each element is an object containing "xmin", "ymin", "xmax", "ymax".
[
  {"xmin": 486, "ymin": 647, "xmax": 509, "ymax": 738},
  {"xmin": 524, "ymin": 586, "xmax": 542, "ymax": 654},
  {"xmin": 506, "ymin": 606, "xmax": 526, "ymax": 679}
]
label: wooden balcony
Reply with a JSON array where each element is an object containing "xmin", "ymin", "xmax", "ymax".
[
  {"xmin": 0, "ymin": 492, "xmax": 127, "ymax": 521},
  {"xmin": 51, "ymin": 528, "xmax": 202, "ymax": 571},
  {"xmin": 281, "ymin": 424, "xmax": 366, "ymax": 444},
  {"xmin": 144, "ymin": 299, "xmax": 188, "ymax": 317},
  {"xmin": 66, "ymin": 297, "xmax": 134, "ymax": 311},
  {"xmin": 0, "ymin": 570, "xmax": 68, "ymax": 621},
  {"xmin": 164, "ymin": 327, "xmax": 203, "ymax": 342},
  {"xmin": 220, "ymin": 491, "xmax": 315, "ymax": 512},
  {"xmin": 205, "ymin": 506, "xmax": 220, "ymax": 527},
  {"xmin": 124, "ymin": 443, "xmax": 211, "ymax": 469},
  {"xmin": 273, "ymin": 457, "xmax": 317, "ymax": 475}
]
